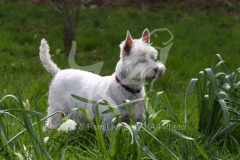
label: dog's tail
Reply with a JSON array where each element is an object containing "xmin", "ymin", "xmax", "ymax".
[{"xmin": 39, "ymin": 39, "xmax": 60, "ymax": 76}]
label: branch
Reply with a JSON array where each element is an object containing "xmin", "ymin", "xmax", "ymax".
[
  {"xmin": 76, "ymin": 20, "xmax": 94, "ymax": 36},
  {"xmin": 49, "ymin": 0, "xmax": 62, "ymax": 13}
]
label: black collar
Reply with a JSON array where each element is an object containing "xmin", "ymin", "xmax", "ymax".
[{"xmin": 115, "ymin": 76, "xmax": 141, "ymax": 94}]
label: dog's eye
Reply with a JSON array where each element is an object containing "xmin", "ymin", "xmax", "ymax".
[
  {"xmin": 139, "ymin": 58, "xmax": 146, "ymax": 63},
  {"xmin": 150, "ymin": 56, "xmax": 157, "ymax": 62}
]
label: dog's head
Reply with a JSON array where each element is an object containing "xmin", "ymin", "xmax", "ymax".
[{"xmin": 118, "ymin": 29, "xmax": 166, "ymax": 83}]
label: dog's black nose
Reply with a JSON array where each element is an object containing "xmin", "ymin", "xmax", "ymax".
[
  {"xmin": 154, "ymin": 67, "xmax": 159, "ymax": 73},
  {"xmin": 154, "ymin": 67, "xmax": 162, "ymax": 76}
]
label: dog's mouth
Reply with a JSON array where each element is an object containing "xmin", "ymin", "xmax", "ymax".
[
  {"xmin": 145, "ymin": 69, "xmax": 163, "ymax": 82},
  {"xmin": 145, "ymin": 76, "xmax": 158, "ymax": 82}
]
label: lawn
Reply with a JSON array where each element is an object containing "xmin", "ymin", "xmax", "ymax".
[{"xmin": 0, "ymin": 1, "xmax": 240, "ymax": 159}]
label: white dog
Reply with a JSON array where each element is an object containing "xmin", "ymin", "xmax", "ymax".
[{"xmin": 39, "ymin": 29, "xmax": 166, "ymax": 129}]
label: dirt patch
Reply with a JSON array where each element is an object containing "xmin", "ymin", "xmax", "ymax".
[{"xmin": 25, "ymin": 0, "xmax": 240, "ymax": 12}]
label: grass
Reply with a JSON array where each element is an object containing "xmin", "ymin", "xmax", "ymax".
[{"xmin": 0, "ymin": 1, "xmax": 240, "ymax": 159}]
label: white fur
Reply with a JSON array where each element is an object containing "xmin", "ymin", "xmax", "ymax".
[{"xmin": 39, "ymin": 29, "xmax": 166, "ymax": 129}]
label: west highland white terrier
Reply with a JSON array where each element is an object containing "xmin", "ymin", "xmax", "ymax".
[{"xmin": 39, "ymin": 29, "xmax": 166, "ymax": 129}]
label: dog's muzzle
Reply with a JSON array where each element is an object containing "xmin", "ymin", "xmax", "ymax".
[{"xmin": 145, "ymin": 67, "xmax": 163, "ymax": 81}]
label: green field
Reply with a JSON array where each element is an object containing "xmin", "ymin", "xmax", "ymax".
[{"xmin": 0, "ymin": 1, "xmax": 240, "ymax": 159}]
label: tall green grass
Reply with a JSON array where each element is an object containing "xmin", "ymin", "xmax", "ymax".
[
  {"xmin": 185, "ymin": 54, "xmax": 240, "ymax": 157},
  {"xmin": 0, "ymin": 92, "xmax": 194, "ymax": 159}
]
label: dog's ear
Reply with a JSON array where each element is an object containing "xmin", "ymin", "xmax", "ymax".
[
  {"xmin": 123, "ymin": 31, "xmax": 133, "ymax": 55},
  {"xmin": 142, "ymin": 28, "xmax": 150, "ymax": 44}
]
